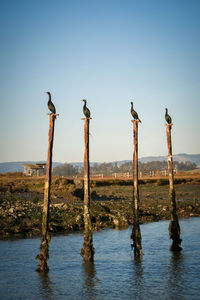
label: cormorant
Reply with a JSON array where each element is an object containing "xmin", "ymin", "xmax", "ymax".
[
  {"xmin": 131, "ymin": 102, "xmax": 141, "ymax": 122},
  {"xmin": 82, "ymin": 99, "xmax": 91, "ymax": 118},
  {"xmin": 165, "ymin": 108, "xmax": 172, "ymax": 124},
  {"xmin": 46, "ymin": 91, "xmax": 56, "ymax": 114}
]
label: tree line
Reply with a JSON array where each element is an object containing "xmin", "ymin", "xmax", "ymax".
[{"xmin": 53, "ymin": 160, "xmax": 197, "ymax": 176}]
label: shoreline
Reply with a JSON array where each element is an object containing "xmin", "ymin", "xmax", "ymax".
[
  {"xmin": 1, "ymin": 215, "xmax": 200, "ymax": 241},
  {"xmin": 0, "ymin": 174, "xmax": 200, "ymax": 239},
  {"xmin": 1, "ymin": 196, "xmax": 200, "ymax": 239}
]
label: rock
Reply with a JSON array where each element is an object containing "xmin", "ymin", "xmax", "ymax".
[
  {"xmin": 113, "ymin": 216, "xmax": 128, "ymax": 229},
  {"xmin": 8, "ymin": 207, "xmax": 14, "ymax": 213},
  {"xmin": 113, "ymin": 218, "xmax": 119, "ymax": 227},
  {"xmin": 188, "ymin": 205, "xmax": 194, "ymax": 211},
  {"xmin": 54, "ymin": 203, "xmax": 64, "ymax": 208},
  {"xmin": 162, "ymin": 206, "xmax": 169, "ymax": 211},
  {"xmin": 76, "ymin": 215, "xmax": 82, "ymax": 222}
]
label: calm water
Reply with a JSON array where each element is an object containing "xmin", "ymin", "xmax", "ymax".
[{"xmin": 0, "ymin": 217, "xmax": 200, "ymax": 300}]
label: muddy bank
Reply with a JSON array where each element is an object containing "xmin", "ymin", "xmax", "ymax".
[
  {"xmin": 1, "ymin": 194, "xmax": 200, "ymax": 238},
  {"xmin": 0, "ymin": 174, "xmax": 200, "ymax": 237}
]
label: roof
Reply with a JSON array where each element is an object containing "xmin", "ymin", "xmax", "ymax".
[{"xmin": 22, "ymin": 163, "xmax": 46, "ymax": 169}]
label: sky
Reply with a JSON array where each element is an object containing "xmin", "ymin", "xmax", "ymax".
[{"xmin": 0, "ymin": 0, "xmax": 200, "ymax": 163}]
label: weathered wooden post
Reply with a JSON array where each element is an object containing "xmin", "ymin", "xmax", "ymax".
[
  {"xmin": 131, "ymin": 120, "xmax": 143, "ymax": 257},
  {"xmin": 36, "ymin": 113, "xmax": 58, "ymax": 272},
  {"xmin": 166, "ymin": 123, "xmax": 182, "ymax": 251},
  {"xmin": 81, "ymin": 117, "xmax": 95, "ymax": 262}
]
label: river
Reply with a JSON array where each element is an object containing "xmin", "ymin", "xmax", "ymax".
[{"xmin": 0, "ymin": 217, "xmax": 200, "ymax": 299}]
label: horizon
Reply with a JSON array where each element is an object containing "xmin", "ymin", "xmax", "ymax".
[
  {"xmin": 1, "ymin": 1, "xmax": 200, "ymax": 163},
  {"xmin": 0, "ymin": 152, "xmax": 200, "ymax": 165}
]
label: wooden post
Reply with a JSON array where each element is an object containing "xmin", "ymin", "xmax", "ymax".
[
  {"xmin": 36, "ymin": 113, "xmax": 58, "ymax": 272},
  {"xmin": 81, "ymin": 118, "xmax": 95, "ymax": 262},
  {"xmin": 131, "ymin": 120, "xmax": 143, "ymax": 257},
  {"xmin": 166, "ymin": 124, "xmax": 182, "ymax": 251}
]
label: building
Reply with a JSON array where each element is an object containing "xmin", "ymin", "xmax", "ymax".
[{"xmin": 22, "ymin": 163, "xmax": 46, "ymax": 176}]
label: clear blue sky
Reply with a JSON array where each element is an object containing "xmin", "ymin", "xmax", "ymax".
[{"xmin": 0, "ymin": 0, "xmax": 199, "ymax": 163}]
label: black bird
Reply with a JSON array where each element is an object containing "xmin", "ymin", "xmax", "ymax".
[
  {"xmin": 131, "ymin": 102, "xmax": 141, "ymax": 122},
  {"xmin": 46, "ymin": 91, "xmax": 56, "ymax": 114},
  {"xmin": 165, "ymin": 108, "xmax": 172, "ymax": 124},
  {"xmin": 82, "ymin": 99, "xmax": 91, "ymax": 118}
]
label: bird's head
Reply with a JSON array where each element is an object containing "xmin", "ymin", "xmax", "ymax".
[
  {"xmin": 82, "ymin": 99, "xmax": 87, "ymax": 103},
  {"xmin": 131, "ymin": 101, "xmax": 133, "ymax": 105},
  {"xmin": 165, "ymin": 108, "xmax": 168, "ymax": 112},
  {"xmin": 46, "ymin": 91, "xmax": 51, "ymax": 96}
]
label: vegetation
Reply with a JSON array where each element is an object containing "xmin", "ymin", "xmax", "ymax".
[
  {"xmin": 52, "ymin": 161, "xmax": 197, "ymax": 176},
  {"xmin": 53, "ymin": 163, "xmax": 79, "ymax": 176}
]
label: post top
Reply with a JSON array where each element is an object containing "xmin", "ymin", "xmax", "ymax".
[
  {"xmin": 165, "ymin": 123, "xmax": 173, "ymax": 127},
  {"xmin": 81, "ymin": 117, "xmax": 92, "ymax": 120},
  {"xmin": 47, "ymin": 113, "xmax": 59, "ymax": 116},
  {"xmin": 131, "ymin": 119, "xmax": 141, "ymax": 124}
]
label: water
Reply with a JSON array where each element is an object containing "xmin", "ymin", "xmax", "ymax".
[{"xmin": 0, "ymin": 218, "xmax": 200, "ymax": 300}]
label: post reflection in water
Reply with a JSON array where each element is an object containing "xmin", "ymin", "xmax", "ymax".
[
  {"xmin": 131, "ymin": 256, "xmax": 144, "ymax": 299},
  {"xmin": 38, "ymin": 271, "xmax": 54, "ymax": 299},
  {"xmin": 168, "ymin": 252, "xmax": 185, "ymax": 299},
  {"xmin": 82, "ymin": 262, "xmax": 99, "ymax": 299}
]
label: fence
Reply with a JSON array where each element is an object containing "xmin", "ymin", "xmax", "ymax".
[{"xmin": 72, "ymin": 169, "xmax": 178, "ymax": 179}]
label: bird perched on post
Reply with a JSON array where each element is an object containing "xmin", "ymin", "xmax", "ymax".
[
  {"xmin": 165, "ymin": 108, "xmax": 172, "ymax": 124},
  {"xmin": 46, "ymin": 91, "xmax": 56, "ymax": 114},
  {"xmin": 131, "ymin": 102, "xmax": 141, "ymax": 122},
  {"xmin": 82, "ymin": 99, "xmax": 91, "ymax": 118}
]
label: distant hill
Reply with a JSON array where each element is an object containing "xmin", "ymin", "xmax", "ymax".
[
  {"xmin": 0, "ymin": 154, "xmax": 199, "ymax": 173},
  {"xmin": 106, "ymin": 154, "xmax": 200, "ymax": 167},
  {"xmin": 75, "ymin": 154, "xmax": 200, "ymax": 168},
  {"xmin": 139, "ymin": 154, "xmax": 200, "ymax": 166}
]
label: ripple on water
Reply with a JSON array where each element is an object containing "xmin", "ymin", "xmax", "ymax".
[{"xmin": 0, "ymin": 218, "xmax": 200, "ymax": 300}]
